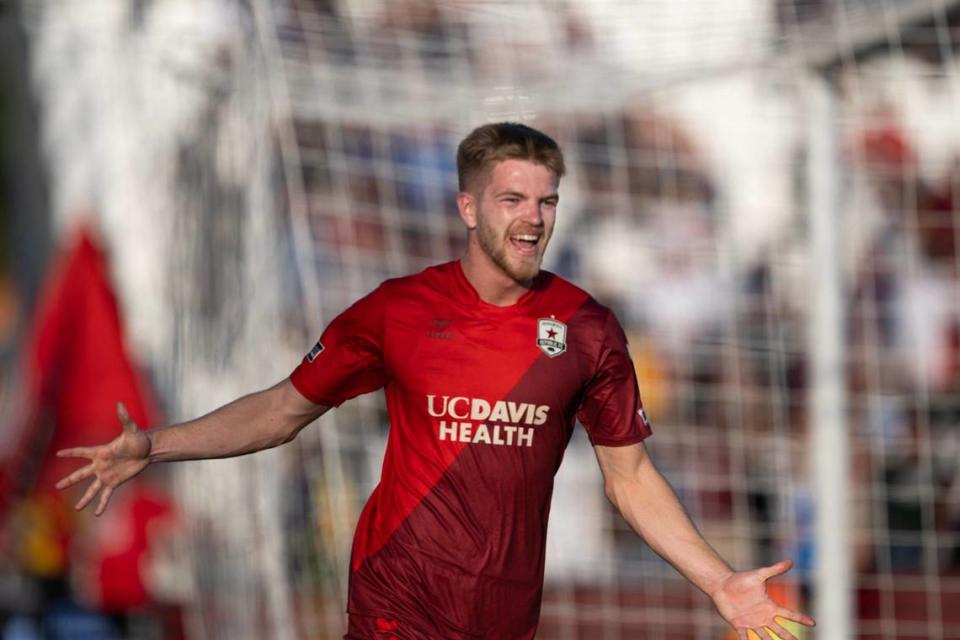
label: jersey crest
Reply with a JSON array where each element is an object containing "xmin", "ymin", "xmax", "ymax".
[{"xmin": 537, "ymin": 318, "xmax": 567, "ymax": 357}]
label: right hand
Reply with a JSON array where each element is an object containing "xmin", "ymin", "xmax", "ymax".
[{"xmin": 55, "ymin": 402, "xmax": 152, "ymax": 516}]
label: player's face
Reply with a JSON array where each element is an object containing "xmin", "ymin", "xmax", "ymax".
[{"xmin": 467, "ymin": 159, "xmax": 559, "ymax": 284}]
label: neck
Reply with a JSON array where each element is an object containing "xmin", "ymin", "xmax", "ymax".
[{"xmin": 460, "ymin": 241, "xmax": 532, "ymax": 307}]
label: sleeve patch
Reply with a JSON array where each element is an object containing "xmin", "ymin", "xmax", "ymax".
[
  {"xmin": 306, "ymin": 340, "xmax": 325, "ymax": 362},
  {"xmin": 638, "ymin": 407, "xmax": 651, "ymax": 430}
]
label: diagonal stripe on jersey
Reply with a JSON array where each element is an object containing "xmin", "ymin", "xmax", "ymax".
[
  {"xmin": 348, "ymin": 299, "xmax": 610, "ymax": 639},
  {"xmin": 348, "ymin": 277, "xmax": 590, "ymax": 572}
]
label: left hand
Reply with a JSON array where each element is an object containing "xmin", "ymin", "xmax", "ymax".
[{"xmin": 710, "ymin": 559, "xmax": 816, "ymax": 640}]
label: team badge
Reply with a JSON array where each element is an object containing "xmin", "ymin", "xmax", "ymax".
[
  {"xmin": 537, "ymin": 318, "xmax": 567, "ymax": 357},
  {"xmin": 306, "ymin": 340, "xmax": 325, "ymax": 362}
]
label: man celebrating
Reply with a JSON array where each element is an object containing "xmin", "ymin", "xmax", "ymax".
[{"xmin": 57, "ymin": 123, "xmax": 815, "ymax": 639}]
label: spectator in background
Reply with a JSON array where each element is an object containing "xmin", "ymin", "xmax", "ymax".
[
  {"xmin": 558, "ymin": 110, "xmax": 728, "ymax": 393},
  {"xmin": 849, "ymin": 121, "xmax": 960, "ymax": 573},
  {"xmin": 849, "ymin": 124, "xmax": 960, "ymax": 393},
  {"xmin": 374, "ymin": 0, "xmax": 467, "ymax": 75}
]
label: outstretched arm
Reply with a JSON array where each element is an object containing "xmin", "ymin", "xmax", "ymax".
[
  {"xmin": 594, "ymin": 442, "xmax": 815, "ymax": 640},
  {"xmin": 56, "ymin": 378, "xmax": 328, "ymax": 515}
]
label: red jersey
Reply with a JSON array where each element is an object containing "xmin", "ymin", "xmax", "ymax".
[{"xmin": 291, "ymin": 261, "xmax": 651, "ymax": 639}]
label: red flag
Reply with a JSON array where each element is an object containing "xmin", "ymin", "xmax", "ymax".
[
  {"xmin": 82, "ymin": 480, "xmax": 177, "ymax": 612},
  {"xmin": 4, "ymin": 224, "xmax": 158, "ymax": 496},
  {"xmin": 1, "ymin": 223, "xmax": 167, "ymax": 601}
]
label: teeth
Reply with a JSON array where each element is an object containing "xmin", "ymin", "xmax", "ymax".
[{"xmin": 513, "ymin": 235, "xmax": 539, "ymax": 242}]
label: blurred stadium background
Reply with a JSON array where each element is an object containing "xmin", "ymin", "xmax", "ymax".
[{"xmin": 2, "ymin": 0, "xmax": 960, "ymax": 638}]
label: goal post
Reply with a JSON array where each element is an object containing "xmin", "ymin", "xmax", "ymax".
[{"xmin": 806, "ymin": 74, "xmax": 851, "ymax": 639}]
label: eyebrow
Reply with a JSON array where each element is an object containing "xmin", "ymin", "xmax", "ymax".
[{"xmin": 494, "ymin": 190, "xmax": 560, "ymax": 201}]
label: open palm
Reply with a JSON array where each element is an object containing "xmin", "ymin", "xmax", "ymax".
[
  {"xmin": 711, "ymin": 559, "xmax": 816, "ymax": 640},
  {"xmin": 55, "ymin": 402, "xmax": 151, "ymax": 516}
]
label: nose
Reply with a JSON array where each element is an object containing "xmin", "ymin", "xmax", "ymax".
[{"xmin": 522, "ymin": 201, "xmax": 544, "ymax": 226}]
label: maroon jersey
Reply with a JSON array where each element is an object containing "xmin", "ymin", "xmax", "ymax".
[{"xmin": 291, "ymin": 261, "xmax": 651, "ymax": 639}]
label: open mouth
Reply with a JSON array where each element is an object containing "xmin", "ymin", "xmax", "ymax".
[{"xmin": 509, "ymin": 233, "xmax": 541, "ymax": 256}]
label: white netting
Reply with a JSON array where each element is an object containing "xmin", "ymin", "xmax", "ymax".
[{"xmin": 22, "ymin": 0, "xmax": 960, "ymax": 638}]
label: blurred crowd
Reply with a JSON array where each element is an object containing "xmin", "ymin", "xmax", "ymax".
[{"xmin": 274, "ymin": 0, "xmax": 960, "ymax": 628}]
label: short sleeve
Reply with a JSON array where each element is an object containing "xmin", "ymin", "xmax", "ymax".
[
  {"xmin": 290, "ymin": 285, "xmax": 389, "ymax": 406},
  {"xmin": 576, "ymin": 310, "xmax": 652, "ymax": 446}
]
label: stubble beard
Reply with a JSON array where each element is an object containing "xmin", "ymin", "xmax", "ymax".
[{"xmin": 475, "ymin": 213, "xmax": 544, "ymax": 285}]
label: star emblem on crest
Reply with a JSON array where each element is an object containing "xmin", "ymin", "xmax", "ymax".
[{"xmin": 537, "ymin": 318, "xmax": 567, "ymax": 357}]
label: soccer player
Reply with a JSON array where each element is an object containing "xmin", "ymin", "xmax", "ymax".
[{"xmin": 56, "ymin": 123, "xmax": 815, "ymax": 640}]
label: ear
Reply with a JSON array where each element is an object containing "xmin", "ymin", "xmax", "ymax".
[{"xmin": 457, "ymin": 191, "xmax": 478, "ymax": 230}]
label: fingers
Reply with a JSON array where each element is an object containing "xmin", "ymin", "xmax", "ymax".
[
  {"xmin": 759, "ymin": 559, "xmax": 794, "ymax": 581},
  {"xmin": 755, "ymin": 627, "xmax": 776, "ymax": 640},
  {"xmin": 769, "ymin": 620, "xmax": 798, "ymax": 640},
  {"xmin": 75, "ymin": 479, "xmax": 102, "ymax": 511},
  {"xmin": 737, "ymin": 628, "xmax": 748, "ymax": 640},
  {"xmin": 117, "ymin": 402, "xmax": 138, "ymax": 433},
  {"xmin": 55, "ymin": 464, "xmax": 95, "ymax": 490},
  {"xmin": 94, "ymin": 485, "xmax": 114, "ymax": 517},
  {"xmin": 777, "ymin": 608, "xmax": 816, "ymax": 627},
  {"xmin": 56, "ymin": 446, "xmax": 96, "ymax": 460}
]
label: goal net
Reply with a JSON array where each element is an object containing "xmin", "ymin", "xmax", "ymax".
[{"xmin": 19, "ymin": 0, "xmax": 960, "ymax": 638}]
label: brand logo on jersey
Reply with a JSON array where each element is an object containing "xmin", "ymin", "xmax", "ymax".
[
  {"xmin": 426, "ymin": 395, "xmax": 550, "ymax": 447},
  {"xmin": 537, "ymin": 318, "xmax": 567, "ymax": 357},
  {"xmin": 306, "ymin": 341, "xmax": 325, "ymax": 362},
  {"xmin": 427, "ymin": 318, "xmax": 454, "ymax": 340}
]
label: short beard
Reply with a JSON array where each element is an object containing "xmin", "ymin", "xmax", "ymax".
[{"xmin": 475, "ymin": 213, "xmax": 542, "ymax": 284}]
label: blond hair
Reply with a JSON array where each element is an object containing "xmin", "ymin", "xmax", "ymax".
[{"xmin": 456, "ymin": 122, "xmax": 566, "ymax": 193}]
